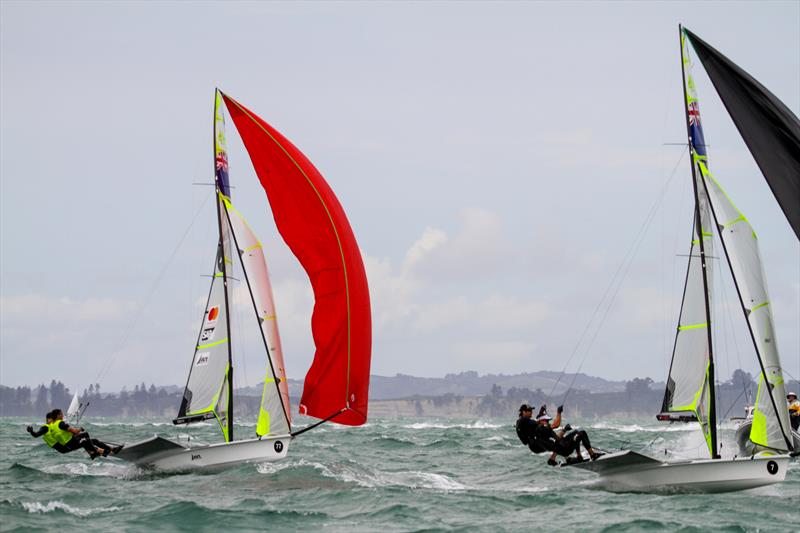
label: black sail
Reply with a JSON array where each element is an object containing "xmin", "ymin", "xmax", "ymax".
[{"xmin": 685, "ymin": 29, "xmax": 800, "ymax": 240}]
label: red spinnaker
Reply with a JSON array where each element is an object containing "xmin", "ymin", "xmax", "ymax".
[{"xmin": 222, "ymin": 94, "xmax": 371, "ymax": 426}]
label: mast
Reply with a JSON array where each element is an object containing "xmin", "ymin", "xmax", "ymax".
[
  {"xmin": 214, "ymin": 89, "xmax": 234, "ymax": 442},
  {"xmin": 678, "ymin": 24, "xmax": 719, "ymax": 459}
]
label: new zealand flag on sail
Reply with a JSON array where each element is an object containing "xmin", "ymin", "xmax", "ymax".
[
  {"xmin": 688, "ymin": 100, "xmax": 707, "ymax": 157},
  {"xmin": 683, "ymin": 35, "xmax": 707, "ymax": 158},
  {"xmin": 216, "ymin": 152, "xmax": 230, "ymax": 197}
]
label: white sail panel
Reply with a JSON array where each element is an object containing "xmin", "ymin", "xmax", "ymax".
[
  {"xmin": 661, "ymin": 178, "xmax": 715, "ymax": 456},
  {"xmin": 67, "ymin": 392, "xmax": 80, "ymax": 418},
  {"xmin": 223, "ymin": 198, "xmax": 291, "ymax": 437},
  {"xmin": 175, "ymin": 198, "xmax": 234, "ymax": 441},
  {"xmin": 698, "ymin": 162, "xmax": 792, "ymax": 451}
]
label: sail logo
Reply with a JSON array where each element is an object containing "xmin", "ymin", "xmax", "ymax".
[
  {"xmin": 200, "ymin": 327, "xmax": 216, "ymax": 342},
  {"xmin": 207, "ymin": 306, "xmax": 220, "ymax": 324},
  {"xmin": 196, "ymin": 353, "xmax": 210, "ymax": 366}
]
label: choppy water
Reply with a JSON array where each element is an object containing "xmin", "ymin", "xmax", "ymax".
[{"xmin": 1, "ymin": 416, "xmax": 797, "ymax": 531}]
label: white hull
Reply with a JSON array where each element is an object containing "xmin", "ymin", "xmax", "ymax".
[
  {"xmin": 571, "ymin": 450, "xmax": 790, "ymax": 493},
  {"xmin": 734, "ymin": 419, "xmax": 800, "ymax": 456},
  {"xmin": 115, "ymin": 434, "xmax": 291, "ymax": 472}
]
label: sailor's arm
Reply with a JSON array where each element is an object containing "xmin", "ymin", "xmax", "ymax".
[
  {"xmin": 551, "ymin": 405, "xmax": 563, "ymax": 429},
  {"xmin": 26, "ymin": 425, "xmax": 47, "ymax": 438},
  {"xmin": 59, "ymin": 421, "xmax": 82, "ymax": 435}
]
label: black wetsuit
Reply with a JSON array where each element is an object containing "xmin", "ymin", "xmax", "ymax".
[
  {"xmin": 30, "ymin": 422, "xmax": 110, "ymax": 455},
  {"xmin": 530, "ymin": 423, "xmax": 593, "ymax": 457},
  {"xmin": 516, "ymin": 417, "xmax": 548, "ymax": 453}
]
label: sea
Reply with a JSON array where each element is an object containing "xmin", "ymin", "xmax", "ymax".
[{"xmin": 1, "ymin": 416, "xmax": 797, "ymax": 532}]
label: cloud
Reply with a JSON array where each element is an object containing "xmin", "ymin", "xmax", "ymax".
[
  {"xmin": 403, "ymin": 207, "xmax": 515, "ymax": 282},
  {"xmin": 402, "ymin": 227, "xmax": 447, "ymax": 274},
  {"xmin": 1, "ymin": 294, "xmax": 134, "ymax": 325}
]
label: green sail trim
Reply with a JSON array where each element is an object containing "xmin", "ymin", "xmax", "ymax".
[
  {"xmin": 750, "ymin": 373, "xmax": 769, "ymax": 448},
  {"xmin": 256, "ymin": 377, "xmax": 276, "ymax": 436},
  {"xmin": 186, "ymin": 365, "xmax": 232, "ymax": 443}
]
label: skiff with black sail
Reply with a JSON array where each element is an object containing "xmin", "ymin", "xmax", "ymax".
[
  {"xmin": 571, "ymin": 26, "xmax": 798, "ymax": 492},
  {"xmin": 116, "ymin": 90, "xmax": 372, "ymax": 471}
]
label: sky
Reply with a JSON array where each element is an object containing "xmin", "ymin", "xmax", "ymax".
[{"xmin": 1, "ymin": 1, "xmax": 798, "ymax": 393}]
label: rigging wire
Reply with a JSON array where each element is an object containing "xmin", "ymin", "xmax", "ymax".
[
  {"xmin": 93, "ymin": 192, "xmax": 213, "ymax": 386},
  {"xmin": 545, "ymin": 147, "xmax": 689, "ymax": 405}
]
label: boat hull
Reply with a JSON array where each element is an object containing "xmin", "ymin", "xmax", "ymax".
[
  {"xmin": 570, "ymin": 450, "xmax": 790, "ymax": 493},
  {"xmin": 734, "ymin": 419, "xmax": 800, "ymax": 456},
  {"xmin": 115, "ymin": 434, "xmax": 291, "ymax": 472}
]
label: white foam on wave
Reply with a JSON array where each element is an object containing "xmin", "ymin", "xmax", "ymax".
[
  {"xmin": 89, "ymin": 421, "xmax": 199, "ymax": 428},
  {"xmin": 589, "ymin": 422, "xmax": 694, "ymax": 433},
  {"xmin": 256, "ymin": 458, "xmax": 467, "ymax": 491},
  {"xmin": 41, "ymin": 461, "xmax": 132, "ymax": 478},
  {"xmin": 22, "ymin": 500, "xmax": 122, "ymax": 517},
  {"xmin": 510, "ymin": 486, "xmax": 551, "ymax": 493},
  {"xmin": 402, "ymin": 421, "xmax": 501, "ymax": 430}
]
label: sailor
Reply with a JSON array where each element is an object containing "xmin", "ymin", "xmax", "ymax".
[
  {"xmin": 788, "ymin": 392, "xmax": 800, "ymax": 431},
  {"xmin": 532, "ymin": 406, "xmax": 602, "ymax": 466},
  {"xmin": 515, "ymin": 404, "xmax": 539, "ymax": 450},
  {"xmin": 27, "ymin": 409, "xmax": 121, "ymax": 459}
]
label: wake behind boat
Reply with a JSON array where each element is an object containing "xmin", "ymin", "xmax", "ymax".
[
  {"xmin": 569, "ymin": 26, "xmax": 799, "ymax": 492},
  {"xmin": 116, "ymin": 90, "xmax": 372, "ymax": 471}
]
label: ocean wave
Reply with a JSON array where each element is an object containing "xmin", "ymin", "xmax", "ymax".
[
  {"xmin": 401, "ymin": 421, "xmax": 501, "ymax": 430},
  {"xmin": 21, "ymin": 500, "xmax": 122, "ymax": 517},
  {"xmin": 589, "ymin": 422, "xmax": 695, "ymax": 433},
  {"xmin": 41, "ymin": 461, "xmax": 134, "ymax": 478},
  {"xmin": 256, "ymin": 458, "xmax": 466, "ymax": 491}
]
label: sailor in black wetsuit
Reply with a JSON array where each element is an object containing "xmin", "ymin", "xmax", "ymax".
[
  {"xmin": 27, "ymin": 409, "xmax": 120, "ymax": 459},
  {"xmin": 533, "ymin": 406, "xmax": 601, "ymax": 465},
  {"xmin": 515, "ymin": 404, "xmax": 539, "ymax": 451},
  {"xmin": 516, "ymin": 404, "xmax": 602, "ymax": 465}
]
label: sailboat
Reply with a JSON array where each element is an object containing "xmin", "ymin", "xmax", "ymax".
[
  {"xmin": 116, "ymin": 90, "xmax": 372, "ymax": 471},
  {"xmin": 66, "ymin": 391, "xmax": 80, "ymax": 419},
  {"xmin": 571, "ymin": 26, "xmax": 798, "ymax": 492}
]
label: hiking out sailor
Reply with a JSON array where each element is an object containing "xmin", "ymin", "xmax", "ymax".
[
  {"xmin": 26, "ymin": 409, "xmax": 121, "ymax": 459},
  {"xmin": 788, "ymin": 392, "xmax": 800, "ymax": 431},
  {"xmin": 517, "ymin": 404, "xmax": 602, "ymax": 465},
  {"xmin": 515, "ymin": 404, "xmax": 539, "ymax": 450}
]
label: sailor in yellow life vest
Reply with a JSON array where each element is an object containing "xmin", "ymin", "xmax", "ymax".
[
  {"xmin": 788, "ymin": 392, "xmax": 800, "ymax": 431},
  {"xmin": 26, "ymin": 409, "xmax": 122, "ymax": 459}
]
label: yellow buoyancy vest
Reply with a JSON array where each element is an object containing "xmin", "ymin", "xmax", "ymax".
[{"xmin": 42, "ymin": 421, "xmax": 73, "ymax": 447}]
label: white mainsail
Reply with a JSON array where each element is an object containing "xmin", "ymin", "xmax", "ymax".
[
  {"xmin": 660, "ymin": 179, "xmax": 715, "ymax": 453},
  {"xmin": 175, "ymin": 201, "xmax": 234, "ymax": 441},
  {"xmin": 66, "ymin": 391, "xmax": 80, "ymax": 419}
]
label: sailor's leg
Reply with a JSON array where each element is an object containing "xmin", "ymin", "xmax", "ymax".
[{"xmin": 72, "ymin": 434, "xmax": 101, "ymax": 457}]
